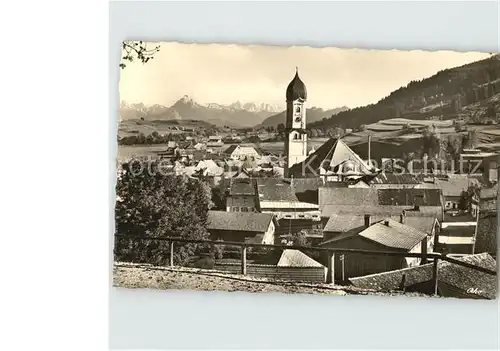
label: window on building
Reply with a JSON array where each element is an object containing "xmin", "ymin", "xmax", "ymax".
[
  {"xmin": 296, "ymin": 106, "xmax": 301, "ymax": 113},
  {"xmin": 293, "ymin": 132, "xmax": 300, "ymax": 140},
  {"xmin": 232, "ymin": 207, "xmax": 239, "ymax": 212}
]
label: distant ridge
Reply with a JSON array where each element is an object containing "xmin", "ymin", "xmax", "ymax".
[
  {"xmin": 310, "ymin": 54, "xmax": 500, "ymax": 130},
  {"xmin": 120, "ymin": 96, "xmax": 282, "ymax": 127}
]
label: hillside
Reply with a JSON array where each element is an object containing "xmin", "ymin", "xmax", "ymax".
[
  {"xmin": 259, "ymin": 106, "xmax": 349, "ymax": 128},
  {"xmin": 310, "ymin": 54, "xmax": 500, "ymax": 130},
  {"xmin": 120, "ymin": 96, "xmax": 280, "ymax": 128},
  {"xmin": 118, "ymin": 118, "xmax": 215, "ymax": 138}
]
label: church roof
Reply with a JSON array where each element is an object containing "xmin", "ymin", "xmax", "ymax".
[
  {"xmin": 288, "ymin": 138, "xmax": 374, "ymax": 177},
  {"xmin": 286, "ymin": 68, "xmax": 307, "ymax": 102}
]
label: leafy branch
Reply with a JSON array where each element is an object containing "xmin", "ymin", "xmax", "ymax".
[{"xmin": 120, "ymin": 41, "xmax": 160, "ymax": 69}]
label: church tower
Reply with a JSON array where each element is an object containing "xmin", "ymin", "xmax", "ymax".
[{"xmin": 284, "ymin": 67, "xmax": 308, "ymax": 178}]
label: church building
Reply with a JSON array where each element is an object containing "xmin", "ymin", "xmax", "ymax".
[
  {"xmin": 284, "ymin": 68, "xmax": 309, "ymax": 178},
  {"xmin": 284, "ymin": 68, "xmax": 377, "ymax": 181}
]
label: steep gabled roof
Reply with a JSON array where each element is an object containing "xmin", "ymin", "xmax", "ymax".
[
  {"xmin": 224, "ymin": 144, "xmax": 239, "ymax": 155},
  {"xmin": 277, "ymin": 249, "xmax": 324, "ymax": 268},
  {"xmin": 289, "ymin": 138, "xmax": 374, "ymax": 177}
]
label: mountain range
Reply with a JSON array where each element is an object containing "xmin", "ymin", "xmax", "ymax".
[{"xmin": 120, "ymin": 96, "xmax": 283, "ymax": 128}]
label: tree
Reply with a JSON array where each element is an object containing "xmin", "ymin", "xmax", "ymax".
[
  {"xmin": 120, "ymin": 41, "xmax": 160, "ymax": 69},
  {"xmin": 290, "ymin": 230, "xmax": 308, "ymax": 247},
  {"xmin": 277, "ymin": 123, "xmax": 285, "ymax": 134},
  {"xmin": 458, "ymin": 186, "xmax": 478, "ymax": 211},
  {"xmin": 422, "ymin": 127, "xmax": 441, "ymax": 157},
  {"xmin": 114, "ymin": 161, "xmax": 213, "ymax": 266}
]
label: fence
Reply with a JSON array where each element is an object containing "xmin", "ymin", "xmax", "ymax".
[
  {"xmin": 214, "ymin": 263, "xmax": 326, "ymax": 283},
  {"xmin": 114, "ymin": 234, "xmax": 497, "ymax": 295}
]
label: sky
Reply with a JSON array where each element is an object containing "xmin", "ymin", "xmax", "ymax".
[{"xmin": 119, "ymin": 42, "xmax": 490, "ymax": 110}]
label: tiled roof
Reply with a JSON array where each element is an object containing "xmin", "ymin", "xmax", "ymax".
[
  {"xmin": 377, "ymin": 189, "xmax": 442, "ymax": 206},
  {"xmin": 229, "ymin": 179, "xmax": 257, "ymax": 196},
  {"xmin": 323, "ymin": 214, "xmax": 437, "ymax": 236},
  {"xmin": 368, "ymin": 172, "xmax": 421, "ymax": 185},
  {"xmin": 359, "ymin": 219, "xmax": 428, "ymax": 250},
  {"xmin": 289, "ymin": 138, "xmax": 374, "ymax": 177},
  {"xmin": 321, "ymin": 204, "xmax": 442, "ymax": 219},
  {"xmin": 319, "ymin": 187, "xmax": 443, "ymax": 211},
  {"xmin": 402, "ymin": 216, "xmax": 437, "ymax": 235},
  {"xmin": 323, "ymin": 214, "xmax": 366, "ymax": 233},
  {"xmin": 207, "ymin": 211, "xmax": 274, "ymax": 233},
  {"xmin": 434, "ymin": 177, "xmax": 479, "ymax": 197},
  {"xmin": 319, "ymin": 187, "xmax": 379, "ymax": 207},
  {"xmin": 257, "ymin": 178, "xmax": 299, "ymax": 202},
  {"xmin": 277, "ymin": 249, "xmax": 324, "ymax": 268},
  {"xmin": 224, "ymin": 145, "xmax": 239, "ymax": 155},
  {"xmin": 350, "ymin": 253, "xmax": 497, "ymax": 299},
  {"xmin": 350, "ymin": 264, "xmax": 434, "ymax": 292},
  {"xmin": 480, "ymin": 184, "xmax": 498, "ymax": 199}
]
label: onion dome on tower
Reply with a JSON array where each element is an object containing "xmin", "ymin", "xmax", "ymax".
[{"xmin": 286, "ymin": 67, "xmax": 307, "ymax": 102}]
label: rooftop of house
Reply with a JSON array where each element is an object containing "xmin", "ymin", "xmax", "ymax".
[
  {"xmin": 366, "ymin": 172, "xmax": 421, "ymax": 185},
  {"xmin": 321, "ymin": 218, "xmax": 428, "ymax": 250},
  {"xmin": 321, "ymin": 205, "xmax": 442, "ymax": 220},
  {"xmin": 323, "ymin": 214, "xmax": 367, "ymax": 233},
  {"xmin": 207, "ymin": 211, "xmax": 275, "ymax": 233},
  {"xmin": 359, "ymin": 219, "xmax": 428, "ymax": 250},
  {"xmin": 319, "ymin": 187, "xmax": 443, "ymax": 219},
  {"xmin": 349, "ymin": 253, "xmax": 497, "ymax": 299},
  {"xmin": 434, "ymin": 177, "xmax": 481, "ymax": 197},
  {"xmin": 224, "ymin": 145, "xmax": 239, "ymax": 155},
  {"xmin": 229, "ymin": 179, "xmax": 257, "ymax": 196},
  {"xmin": 257, "ymin": 178, "xmax": 299, "ymax": 202},
  {"xmin": 480, "ymin": 184, "xmax": 498, "ymax": 200},
  {"xmin": 323, "ymin": 214, "xmax": 437, "ymax": 235},
  {"xmin": 377, "ymin": 188, "xmax": 443, "ymax": 206},
  {"xmin": 277, "ymin": 249, "xmax": 324, "ymax": 268}
]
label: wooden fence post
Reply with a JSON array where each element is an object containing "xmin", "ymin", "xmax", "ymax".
[
  {"xmin": 326, "ymin": 251, "xmax": 335, "ymax": 284},
  {"xmin": 169, "ymin": 241, "xmax": 174, "ymax": 267},
  {"xmin": 432, "ymin": 257, "xmax": 439, "ymax": 295},
  {"xmin": 241, "ymin": 246, "xmax": 247, "ymax": 275}
]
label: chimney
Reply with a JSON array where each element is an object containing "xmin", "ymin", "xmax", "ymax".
[
  {"xmin": 364, "ymin": 214, "xmax": 371, "ymax": 228},
  {"xmin": 384, "ymin": 220, "xmax": 390, "ymax": 227}
]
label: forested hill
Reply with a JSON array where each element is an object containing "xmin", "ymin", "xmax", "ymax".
[{"xmin": 310, "ymin": 54, "xmax": 500, "ymax": 130}]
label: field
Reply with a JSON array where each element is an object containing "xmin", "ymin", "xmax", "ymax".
[
  {"xmin": 115, "ymin": 116, "xmax": 500, "ymax": 161},
  {"xmin": 118, "ymin": 119, "xmax": 213, "ymax": 138},
  {"xmin": 116, "ymin": 138, "xmax": 331, "ymax": 160}
]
